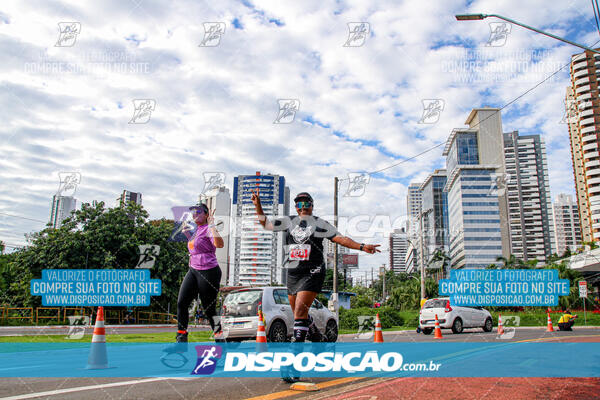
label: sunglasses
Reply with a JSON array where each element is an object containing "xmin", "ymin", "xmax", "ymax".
[
  {"xmin": 191, "ymin": 208, "xmax": 206, "ymax": 215},
  {"xmin": 296, "ymin": 201, "xmax": 313, "ymax": 209}
]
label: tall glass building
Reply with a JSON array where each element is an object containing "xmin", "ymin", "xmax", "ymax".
[
  {"xmin": 442, "ymin": 108, "xmax": 510, "ymax": 269},
  {"xmin": 419, "ymin": 169, "xmax": 448, "ymax": 266},
  {"xmin": 229, "ymin": 172, "xmax": 290, "ymax": 286}
]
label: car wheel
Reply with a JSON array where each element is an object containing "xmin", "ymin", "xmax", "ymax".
[
  {"xmin": 451, "ymin": 317, "xmax": 463, "ymax": 334},
  {"xmin": 422, "ymin": 328, "xmax": 433, "ymax": 335},
  {"xmin": 325, "ymin": 320, "xmax": 338, "ymax": 342},
  {"xmin": 483, "ymin": 317, "xmax": 493, "ymax": 332},
  {"xmin": 268, "ymin": 320, "xmax": 288, "ymax": 342}
]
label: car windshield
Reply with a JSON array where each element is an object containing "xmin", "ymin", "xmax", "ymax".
[
  {"xmin": 423, "ymin": 299, "xmax": 447, "ymax": 309},
  {"xmin": 222, "ymin": 290, "xmax": 262, "ymax": 317}
]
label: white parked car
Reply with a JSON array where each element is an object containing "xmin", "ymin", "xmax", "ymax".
[
  {"xmin": 419, "ymin": 297, "xmax": 493, "ymax": 334},
  {"xmin": 218, "ymin": 287, "xmax": 339, "ymax": 342}
]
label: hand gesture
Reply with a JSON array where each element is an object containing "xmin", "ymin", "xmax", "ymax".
[
  {"xmin": 363, "ymin": 244, "xmax": 381, "ymax": 254},
  {"xmin": 206, "ymin": 209, "xmax": 215, "ymax": 226},
  {"xmin": 251, "ymin": 188, "xmax": 261, "ymax": 207}
]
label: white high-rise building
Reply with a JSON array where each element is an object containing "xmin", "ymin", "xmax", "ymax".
[
  {"xmin": 566, "ymin": 49, "xmax": 600, "ymax": 243},
  {"xmin": 503, "ymin": 131, "xmax": 555, "ymax": 262},
  {"xmin": 553, "ymin": 194, "xmax": 582, "ymax": 255},
  {"xmin": 406, "ymin": 183, "xmax": 423, "ymax": 237},
  {"xmin": 229, "ymin": 172, "xmax": 289, "ymax": 286},
  {"xmin": 443, "ymin": 108, "xmax": 510, "ymax": 269},
  {"xmin": 50, "ymin": 195, "xmax": 76, "ymax": 228},
  {"xmin": 389, "ymin": 228, "xmax": 409, "ymax": 274},
  {"xmin": 200, "ymin": 186, "xmax": 231, "ymax": 286}
]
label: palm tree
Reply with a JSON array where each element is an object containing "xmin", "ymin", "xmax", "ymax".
[{"xmin": 495, "ymin": 254, "xmax": 525, "ymax": 269}]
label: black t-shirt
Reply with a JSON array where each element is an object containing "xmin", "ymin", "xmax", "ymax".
[{"xmin": 271, "ymin": 215, "xmax": 340, "ymax": 272}]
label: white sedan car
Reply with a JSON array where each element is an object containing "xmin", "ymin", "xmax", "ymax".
[
  {"xmin": 218, "ymin": 286, "xmax": 339, "ymax": 342},
  {"xmin": 419, "ymin": 297, "xmax": 493, "ymax": 334}
]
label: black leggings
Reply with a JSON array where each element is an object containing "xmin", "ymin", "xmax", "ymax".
[{"xmin": 177, "ymin": 267, "xmax": 221, "ymax": 331}]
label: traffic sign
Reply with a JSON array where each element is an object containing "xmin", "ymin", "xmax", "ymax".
[{"xmin": 579, "ymin": 281, "xmax": 587, "ymax": 298}]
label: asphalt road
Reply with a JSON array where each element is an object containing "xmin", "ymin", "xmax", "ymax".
[{"xmin": 0, "ymin": 326, "xmax": 599, "ymax": 400}]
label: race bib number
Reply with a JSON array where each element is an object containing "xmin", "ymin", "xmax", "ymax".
[{"xmin": 289, "ymin": 244, "xmax": 311, "ymax": 260}]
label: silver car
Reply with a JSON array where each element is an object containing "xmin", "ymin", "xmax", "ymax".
[
  {"xmin": 218, "ymin": 286, "xmax": 338, "ymax": 342},
  {"xmin": 419, "ymin": 297, "xmax": 493, "ymax": 334}
]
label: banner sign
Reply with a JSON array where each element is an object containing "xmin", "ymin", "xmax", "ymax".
[
  {"xmin": 30, "ymin": 269, "xmax": 161, "ymax": 306},
  {"xmin": 439, "ymin": 269, "xmax": 569, "ymax": 306},
  {"xmin": 342, "ymin": 254, "xmax": 359, "ymax": 269},
  {"xmin": 0, "ymin": 342, "xmax": 598, "ymax": 378}
]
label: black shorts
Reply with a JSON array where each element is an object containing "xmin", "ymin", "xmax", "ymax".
[{"xmin": 286, "ymin": 265, "xmax": 326, "ymax": 295}]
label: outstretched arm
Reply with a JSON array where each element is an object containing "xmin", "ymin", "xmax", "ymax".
[{"xmin": 331, "ymin": 235, "xmax": 380, "ymax": 254}]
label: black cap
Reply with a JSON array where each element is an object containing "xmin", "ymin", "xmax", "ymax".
[{"xmin": 294, "ymin": 192, "xmax": 313, "ymax": 203}]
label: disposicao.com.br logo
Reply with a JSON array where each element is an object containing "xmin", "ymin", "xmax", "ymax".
[
  {"xmin": 223, "ymin": 351, "xmax": 441, "ymax": 373},
  {"xmin": 191, "ymin": 344, "xmax": 442, "ymax": 377}
]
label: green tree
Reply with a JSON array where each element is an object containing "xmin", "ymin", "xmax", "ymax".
[{"xmin": 3, "ymin": 202, "xmax": 189, "ymax": 312}]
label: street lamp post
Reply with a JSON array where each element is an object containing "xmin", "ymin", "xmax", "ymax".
[{"xmin": 455, "ymin": 13, "xmax": 600, "ymax": 53}]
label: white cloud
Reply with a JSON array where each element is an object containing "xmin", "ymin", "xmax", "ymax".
[{"xmin": 0, "ymin": 0, "xmax": 594, "ymax": 274}]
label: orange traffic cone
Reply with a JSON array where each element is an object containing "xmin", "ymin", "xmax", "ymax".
[
  {"xmin": 373, "ymin": 313, "xmax": 384, "ymax": 343},
  {"xmin": 86, "ymin": 306, "xmax": 109, "ymax": 369},
  {"xmin": 546, "ymin": 312, "xmax": 554, "ymax": 332},
  {"xmin": 256, "ymin": 309, "xmax": 268, "ymax": 352},
  {"xmin": 497, "ymin": 314, "xmax": 505, "ymax": 335},
  {"xmin": 434, "ymin": 314, "xmax": 444, "ymax": 339}
]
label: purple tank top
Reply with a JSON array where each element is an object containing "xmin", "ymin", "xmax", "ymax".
[{"xmin": 188, "ymin": 224, "xmax": 219, "ymax": 270}]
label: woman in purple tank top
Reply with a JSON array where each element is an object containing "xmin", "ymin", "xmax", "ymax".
[{"xmin": 165, "ymin": 203, "xmax": 224, "ymax": 352}]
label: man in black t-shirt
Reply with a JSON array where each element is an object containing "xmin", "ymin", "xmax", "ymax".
[{"xmin": 252, "ymin": 189, "xmax": 380, "ymax": 347}]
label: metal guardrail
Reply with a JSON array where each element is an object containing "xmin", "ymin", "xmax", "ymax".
[
  {"xmin": 0, "ymin": 307, "xmax": 177, "ymax": 325},
  {"xmin": 4, "ymin": 307, "xmax": 34, "ymax": 323},
  {"xmin": 36, "ymin": 307, "xmax": 60, "ymax": 324}
]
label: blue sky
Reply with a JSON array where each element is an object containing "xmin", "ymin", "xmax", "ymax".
[{"xmin": 0, "ymin": 0, "xmax": 597, "ymax": 273}]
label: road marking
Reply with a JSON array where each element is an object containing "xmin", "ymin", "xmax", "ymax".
[
  {"xmin": 515, "ymin": 334, "xmax": 600, "ymax": 343},
  {"xmin": 0, "ymin": 377, "xmax": 173, "ymax": 399},
  {"xmin": 245, "ymin": 377, "xmax": 363, "ymax": 400}
]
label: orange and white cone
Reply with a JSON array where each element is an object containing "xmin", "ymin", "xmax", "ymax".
[
  {"xmin": 86, "ymin": 306, "xmax": 109, "ymax": 369},
  {"xmin": 256, "ymin": 309, "xmax": 268, "ymax": 352},
  {"xmin": 434, "ymin": 314, "xmax": 444, "ymax": 339},
  {"xmin": 497, "ymin": 314, "xmax": 505, "ymax": 335},
  {"xmin": 373, "ymin": 313, "xmax": 384, "ymax": 343},
  {"xmin": 546, "ymin": 312, "xmax": 554, "ymax": 332}
]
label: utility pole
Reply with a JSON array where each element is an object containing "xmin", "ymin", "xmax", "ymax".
[
  {"xmin": 419, "ymin": 211, "xmax": 426, "ymax": 300},
  {"xmin": 333, "ymin": 176, "xmax": 339, "ymax": 294},
  {"xmin": 382, "ymin": 264, "xmax": 386, "ymax": 302}
]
